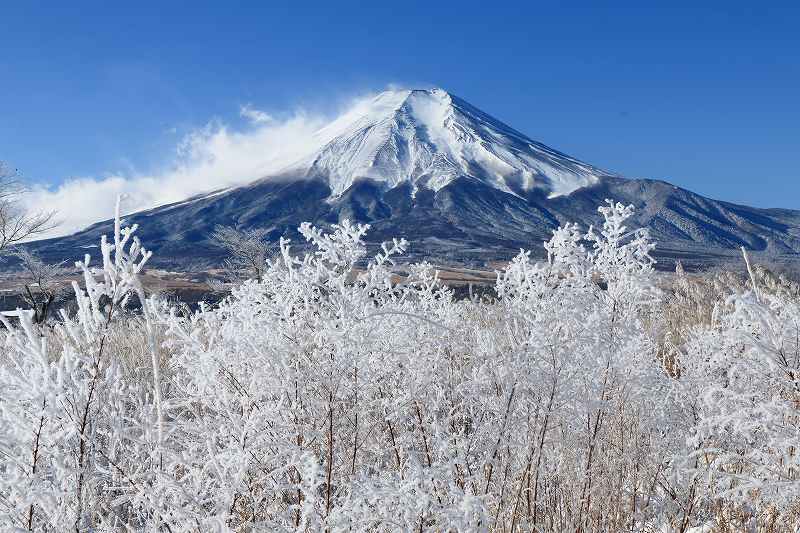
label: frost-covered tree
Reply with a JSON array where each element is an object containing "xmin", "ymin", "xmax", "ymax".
[
  {"xmin": 211, "ymin": 224, "xmax": 276, "ymax": 282},
  {"xmin": 9, "ymin": 248, "xmax": 67, "ymax": 323}
]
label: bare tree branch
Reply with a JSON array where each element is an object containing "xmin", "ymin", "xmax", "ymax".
[{"xmin": 0, "ymin": 162, "xmax": 57, "ymax": 251}]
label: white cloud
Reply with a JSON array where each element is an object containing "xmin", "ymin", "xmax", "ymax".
[
  {"xmin": 21, "ymin": 86, "xmax": 420, "ymax": 239},
  {"xmin": 239, "ymin": 103, "xmax": 274, "ymax": 124},
  {"xmin": 24, "ymin": 105, "xmax": 331, "ymax": 238}
]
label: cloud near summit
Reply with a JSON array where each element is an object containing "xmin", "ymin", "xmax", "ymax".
[{"xmin": 22, "ymin": 99, "xmax": 358, "ymax": 238}]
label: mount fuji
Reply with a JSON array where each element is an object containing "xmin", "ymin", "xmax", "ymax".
[
  {"xmin": 30, "ymin": 88, "xmax": 800, "ymax": 271},
  {"xmin": 288, "ymin": 88, "xmax": 606, "ymax": 198}
]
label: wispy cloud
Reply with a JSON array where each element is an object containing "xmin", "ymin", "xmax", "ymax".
[
  {"xmin": 239, "ymin": 103, "xmax": 274, "ymax": 124},
  {"xmin": 23, "ymin": 104, "xmax": 332, "ymax": 238},
  {"xmin": 21, "ymin": 86, "xmax": 416, "ymax": 239}
]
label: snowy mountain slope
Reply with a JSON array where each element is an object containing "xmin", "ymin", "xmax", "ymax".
[
  {"xmin": 26, "ymin": 88, "xmax": 800, "ymax": 271},
  {"xmin": 287, "ymin": 89, "xmax": 610, "ymax": 197}
]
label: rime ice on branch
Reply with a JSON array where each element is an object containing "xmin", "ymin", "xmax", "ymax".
[{"xmin": 1, "ymin": 198, "xmax": 798, "ymax": 531}]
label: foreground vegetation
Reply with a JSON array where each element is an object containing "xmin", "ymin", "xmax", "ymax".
[{"xmin": 1, "ymin": 198, "xmax": 798, "ymax": 532}]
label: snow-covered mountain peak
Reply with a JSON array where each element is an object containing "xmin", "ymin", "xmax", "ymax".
[
  {"xmin": 33, "ymin": 89, "xmax": 800, "ymax": 270},
  {"xmin": 294, "ymin": 88, "xmax": 610, "ymax": 198}
]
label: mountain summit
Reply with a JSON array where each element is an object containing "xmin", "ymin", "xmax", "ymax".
[
  {"xmin": 294, "ymin": 89, "xmax": 608, "ymax": 198},
  {"xmin": 29, "ymin": 88, "xmax": 800, "ymax": 271}
]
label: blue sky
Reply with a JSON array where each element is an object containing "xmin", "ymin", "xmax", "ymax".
[{"xmin": 2, "ymin": 0, "xmax": 799, "ymax": 221}]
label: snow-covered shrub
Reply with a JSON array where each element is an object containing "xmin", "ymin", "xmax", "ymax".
[
  {"xmin": 486, "ymin": 200, "xmax": 670, "ymax": 531},
  {"xmin": 0, "ymin": 198, "xmax": 160, "ymax": 531},
  {"xmin": 1, "ymin": 196, "xmax": 798, "ymax": 531},
  {"xmin": 675, "ymin": 287, "xmax": 800, "ymax": 518}
]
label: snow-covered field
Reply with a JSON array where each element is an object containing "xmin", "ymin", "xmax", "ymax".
[{"xmin": 1, "ymin": 199, "xmax": 799, "ymax": 531}]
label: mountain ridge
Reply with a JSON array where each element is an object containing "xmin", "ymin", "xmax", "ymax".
[{"xmin": 24, "ymin": 88, "xmax": 800, "ymax": 272}]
